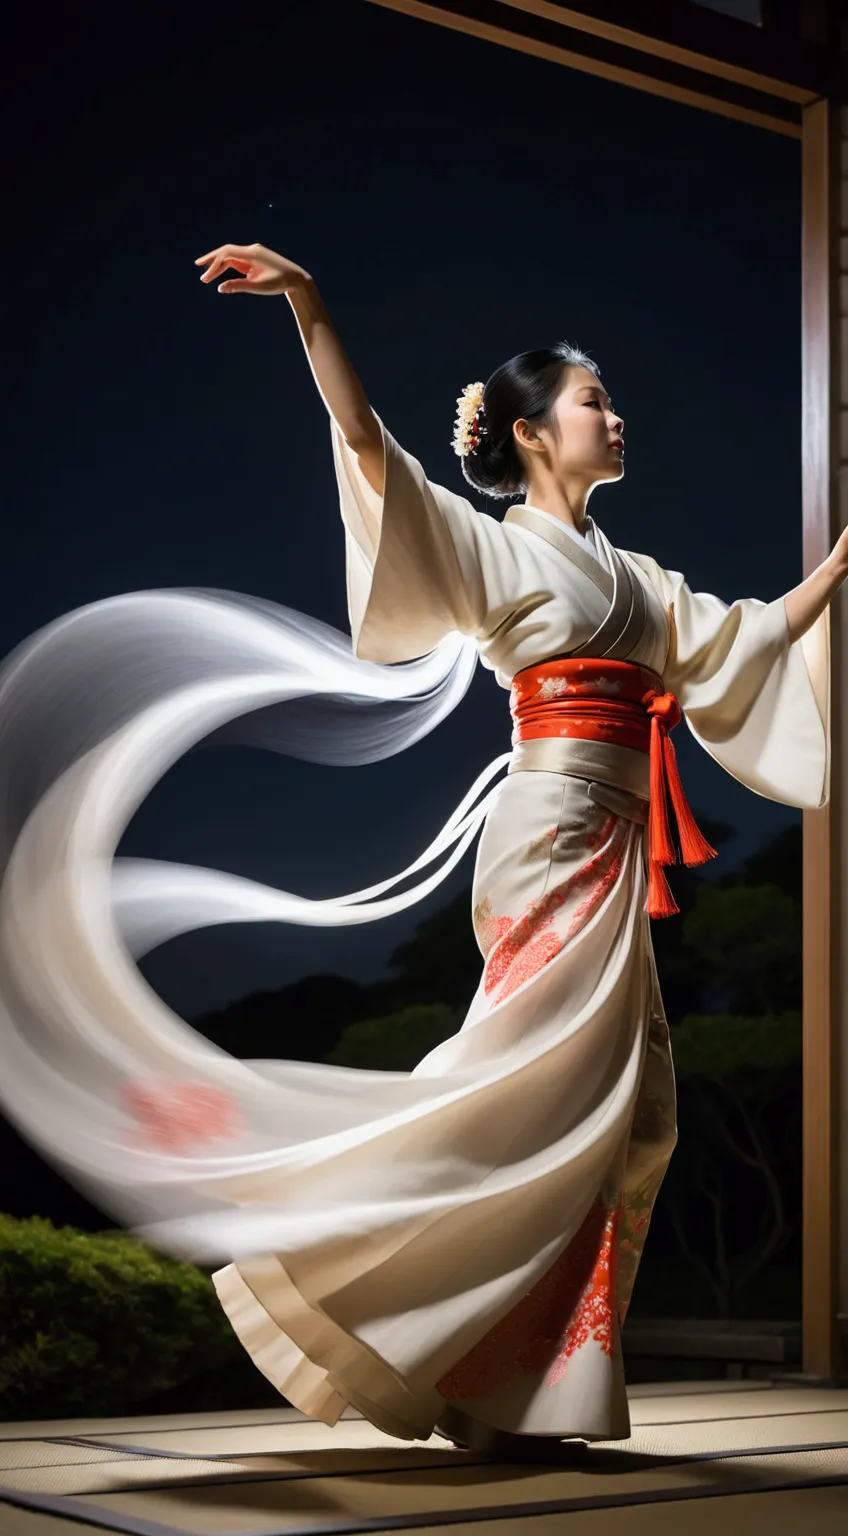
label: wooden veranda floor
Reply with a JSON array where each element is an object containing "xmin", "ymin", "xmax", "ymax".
[{"xmin": 1, "ymin": 1379, "xmax": 847, "ymax": 1535}]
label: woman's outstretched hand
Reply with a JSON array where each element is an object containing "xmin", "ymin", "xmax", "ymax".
[{"xmin": 194, "ymin": 243, "xmax": 310, "ymax": 296}]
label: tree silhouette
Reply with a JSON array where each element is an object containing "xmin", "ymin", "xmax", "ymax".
[
  {"xmin": 382, "ymin": 889, "xmax": 481, "ymax": 1010},
  {"xmin": 327, "ymin": 1004, "xmax": 462, "ymax": 1071},
  {"xmin": 662, "ymin": 1010, "xmax": 801, "ymax": 1316},
  {"xmin": 681, "ymin": 882, "xmax": 801, "ymax": 1013},
  {"xmin": 192, "ymin": 973, "xmax": 371, "ymax": 1063}
]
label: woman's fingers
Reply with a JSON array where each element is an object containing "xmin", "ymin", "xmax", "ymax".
[
  {"xmin": 194, "ymin": 243, "xmax": 256, "ymax": 267},
  {"xmin": 198, "ymin": 255, "xmax": 254, "ymax": 285},
  {"xmin": 220, "ymin": 270, "xmax": 276, "ymax": 294}
]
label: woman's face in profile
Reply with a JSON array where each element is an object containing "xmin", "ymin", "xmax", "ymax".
[
  {"xmin": 514, "ymin": 367, "xmax": 625, "ymax": 491},
  {"xmin": 552, "ymin": 368, "xmax": 625, "ymax": 484}
]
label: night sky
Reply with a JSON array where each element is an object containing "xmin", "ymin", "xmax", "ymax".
[{"xmin": 5, "ymin": 0, "xmax": 803, "ymax": 1022}]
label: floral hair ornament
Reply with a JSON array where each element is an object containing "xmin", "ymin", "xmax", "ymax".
[{"xmin": 452, "ymin": 380, "xmax": 488, "ymax": 458}]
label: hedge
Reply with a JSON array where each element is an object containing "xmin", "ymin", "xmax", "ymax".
[{"xmin": 0, "ymin": 1213, "xmax": 265, "ymax": 1420}]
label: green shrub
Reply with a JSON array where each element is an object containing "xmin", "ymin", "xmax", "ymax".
[
  {"xmin": 326, "ymin": 1003, "xmax": 462, "ymax": 1072},
  {"xmin": 0, "ymin": 1213, "xmax": 248, "ymax": 1420}
]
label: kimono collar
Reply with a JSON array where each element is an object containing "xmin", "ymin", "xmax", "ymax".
[
  {"xmin": 503, "ymin": 504, "xmax": 613, "ymax": 601},
  {"xmin": 502, "ymin": 504, "xmax": 650, "ymax": 663},
  {"xmin": 521, "ymin": 505, "xmax": 598, "ymax": 552}
]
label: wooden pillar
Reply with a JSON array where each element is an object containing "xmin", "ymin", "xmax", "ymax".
[
  {"xmin": 801, "ymin": 89, "xmax": 845, "ymax": 1381},
  {"xmin": 838, "ymin": 95, "xmax": 848, "ymax": 1370}
]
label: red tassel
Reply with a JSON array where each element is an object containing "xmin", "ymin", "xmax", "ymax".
[
  {"xmin": 661, "ymin": 733, "xmax": 718, "ymax": 867},
  {"xmin": 648, "ymin": 717, "xmax": 675, "ymax": 866},
  {"xmin": 645, "ymin": 857, "xmax": 679, "ymax": 919}
]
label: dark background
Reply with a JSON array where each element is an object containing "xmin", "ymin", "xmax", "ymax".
[
  {"xmin": 4, "ymin": 0, "xmax": 802, "ymax": 1027},
  {"xmin": 0, "ymin": 3, "xmax": 820, "ymax": 1416}
]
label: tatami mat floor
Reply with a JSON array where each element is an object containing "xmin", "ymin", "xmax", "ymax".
[{"xmin": 1, "ymin": 1380, "xmax": 846, "ymax": 1534}]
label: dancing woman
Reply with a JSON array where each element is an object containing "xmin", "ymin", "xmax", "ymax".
[{"xmin": 0, "ymin": 241, "xmax": 839, "ymax": 1454}]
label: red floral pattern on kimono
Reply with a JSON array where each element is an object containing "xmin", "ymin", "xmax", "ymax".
[
  {"xmin": 121, "ymin": 1079, "xmax": 242, "ymax": 1152},
  {"xmin": 481, "ymin": 818, "xmax": 625, "ymax": 1004},
  {"xmin": 564, "ymin": 823, "xmax": 625, "ymax": 942},
  {"xmin": 482, "ymin": 885, "xmax": 567, "ymax": 1002},
  {"xmin": 437, "ymin": 1199, "xmax": 622, "ymax": 1401}
]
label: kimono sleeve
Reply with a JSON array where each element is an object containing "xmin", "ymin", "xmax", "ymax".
[
  {"xmin": 331, "ymin": 413, "xmax": 490, "ymax": 663},
  {"xmin": 629, "ymin": 553, "xmax": 829, "ymax": 810}
]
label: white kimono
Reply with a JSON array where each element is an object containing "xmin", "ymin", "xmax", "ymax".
[{"xmin": 211, "ymin": 416, "xmax": 828, "ymax": 1446}]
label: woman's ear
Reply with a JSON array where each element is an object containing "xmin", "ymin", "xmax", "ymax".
[{"xmin": 513, "ymin": 418, "xmax": 542, "ymax": 456}]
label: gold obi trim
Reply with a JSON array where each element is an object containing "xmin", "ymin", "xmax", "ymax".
[{"xmin": 507, "ymin": 737, "xmax": 650, "ymax": 825}]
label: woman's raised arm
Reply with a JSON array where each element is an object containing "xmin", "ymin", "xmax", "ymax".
[
  {"xmin": 194, "ymin": 242, "xmax": 385, "ymax": 495},
  {"xmin": 782, "ymin": 532, "xmax": 848, "ymax": 644}
]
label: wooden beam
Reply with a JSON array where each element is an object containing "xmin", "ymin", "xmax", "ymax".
[
  {"xmin": 496, "ymin": 1, "xmax": 818, "ymax": 105},
  {"xmin": 366, "ymin": 0, "xmax": 804, "ymax": 137},
  {"xmin": 801, "ymin": 92, "xmax": 841, "ymax": 1381}
]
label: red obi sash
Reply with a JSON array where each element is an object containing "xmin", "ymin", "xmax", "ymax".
[{"xmin": 509, "ymin": 658, "xmax": 717, "ymax": 919}]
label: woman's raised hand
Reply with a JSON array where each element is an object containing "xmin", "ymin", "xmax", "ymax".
[{"xmin": 194, "ymin": 243, "xmax": 310, "ymax": 296}]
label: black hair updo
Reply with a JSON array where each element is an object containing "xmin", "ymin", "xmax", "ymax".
[{"xmin": 459, "ymin": 342, "xmax": 601, "ymax": 499}]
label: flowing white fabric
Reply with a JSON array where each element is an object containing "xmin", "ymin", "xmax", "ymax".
[{"xmin": 0, "ymin": 587, "xmax": 513, "ymax": 1252}]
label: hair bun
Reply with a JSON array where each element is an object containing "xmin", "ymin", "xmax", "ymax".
[{"xmin": 457, "ymin": 343, "xmax": 602, "ymax": 499}]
